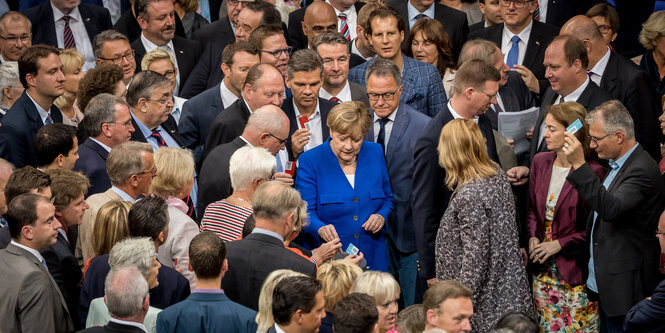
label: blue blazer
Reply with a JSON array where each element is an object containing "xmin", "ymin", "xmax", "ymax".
[
  {"xmin": 156, "ymin": 292, "xmax": 258, "ymax": 333},
  {"xmin": 73, "ymin": 138, "xmax": 110, "ymax": 197},
  {"xmin": 348, "ymin": 54, "xmax": 446, "ymax": 117},
  {"xmin": 179, "ymin": 83, "xmax": 226, "ymax": 165},
  {"xmin": 296, "ymin": 139, "xmax": 394, "ymax": 271},
  {"xmin": 364, "ymin": 103, "xmax": 430, "ymax": 253},
  {"xmin": 23, "ymin": 2, "xmax": 112, "ymax": 47},
  {"xmin": 0, "ymin": 91, "xmax": 63, "ymax": 167}
]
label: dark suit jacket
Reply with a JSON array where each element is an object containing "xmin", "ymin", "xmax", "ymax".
[
  {"xmin": 364, "ymin": 103, "xmax": 430, "ymax": 253},
  {"xmin": 0, "ymin": 227, "xmax": 8, "ymax": 248},
  {"xmin": 567, "ymin": 145, "xmax": 665, "ymax": 316},
  {"xmin": 23, "ymin": 2, "xmax": 112, "ymax": 47},
  {"xmin": 203, "ymin": 98, "xmax": 251, "ymax": 158},
  {"xmin": 349, "ymin": 53, "xmax": 366, "ymax": 69},
  {"xmin": 624, "ymin": 278, "xmax": 665, "ymax": 332},
  {"xmin": 129, "ymin": 114, "xmax": 184, "ymax": 147},
  {"xmin": 468, "ymin": 20, "xmax": 559, "ymax": 91},
  {"xmin": 0, "ymin": 91, "xmax": 63, "ymax": 167},
  {"xmin": 394, "ymin": 2, "xmax": 468, "ymax": 59},
  {"xmin": 197, "ymin": 137, "xmax": 246, "ymax": 220},
  {"xmin": 131, "ymin": 36, "xmax": 202, "ymax": 93},
  {"xmin": 526, "ymin": 152, "xmax": 606, "ymax": 285},
  {"xmin": 529, "ymin": 81, "xmax": 612, "ymax": 163},
  {"xmin": 485, "ymin": 70, "xmax": 536, "ymax": 130},
  {"xmin": 73, "ymin": 138, "xmax": 111, "ymax": 197},
  {"xmin": 77, "ymin": 320, "xmax": 146, "ymax": 333},
  {"xmin": 113, "ymin": 8, "xmax": 187, "ymax": 43},
  {"xmin": 43, "ymin": 232, "xmax": 83, "ymax": 330},
  {"xmin": 287, "ymin": 1, "xmax": 365, "ymax": 51},
  {"xmin": 221, "ymin": 232, "xmax": 317, "ymax": 310},
  {"xmin": 412, "ymin": 105, "xmax": 500, "ymax": 278},
  {"xmin": 180, "ymin": 83, "xmax": 226, "ymax": 165},
  {"xmin": 282, "ymin": 97, "xmax": 336, "ymax": 160},
  {"xmin": 469, "ymin": 21, "xmax": 486, "ymax": 33},
  {"xmin": 600, "ymin": 51, "xmax": 662, "ymax": 161},
  {"xmin": 349, "ymin": 81, "xmax": 369, "ymax": 107},
  {"xmin": 542, "ymin": 0, "xmax": 603, "ymax": 28}
]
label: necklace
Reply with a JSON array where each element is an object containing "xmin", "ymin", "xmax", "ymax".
[
  {"xmin": 232, "ymin": 195, "xmax": 251, "ymax": 204},
  {"xmin": 341, "ymin": 156, "xmax": 357, "ymax": 165}
]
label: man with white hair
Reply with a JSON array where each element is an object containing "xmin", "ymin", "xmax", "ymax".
[{"xmin": 0, "ymin": 61, "xmax": 23, "ymax": 119}]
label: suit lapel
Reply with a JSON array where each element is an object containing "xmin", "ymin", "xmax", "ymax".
[
  {"xmin": 385, "ymin": 105, "xmax": 407, "ymax": 167},
  {"xmin": 318, "ymin": 98, "xmax": 331, "ymax": 140},
  {"xmin": 20, "ymin": 92, "xmax": 46, "ymax": 134},
  {"xmin": 606, "ymin": 146, "xmax": 641, "ymax": 192},
  {"xmin": 41, "ymin": 3, "xmax": 58, "ymax": 47},
  {"xmin": 576, "ymin": 82, "xmax": 597, "ymax": 110},
  {"xmin": 487, "ymin": 24, "xmax": 503, "ymax": 46},
  {"xmin": 523, "ymin": 22, "xmax": 545, "ymax": 71},
  {"xmin": 172, "ymin": 37, "xmax": 186, "ymax": 70},
  {"xmin": 536, "ymin": 154, "xmax": 555, "ymax": 218},
  {"xmin": 129, "ymin": 116, "xmax": 148, "ymax": 142},
  {"xmin": 87, "ymin": 139, "xmax": 110, "ymax": 160},
  {"xmin": 600, "ymin": 51, "xmax": 619, "ymax": 95},
  {"xmin": 79, "ymin": 5, "xmax": 97, "ymax": 43},
  {"xmin": 553, "ymin": 169, "xmax": 575, "ymax": 215}
]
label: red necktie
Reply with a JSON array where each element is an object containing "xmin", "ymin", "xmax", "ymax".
[
  {"xmin": 184, "ymin": 195, "xmax": 196, "ymax": 221},
  {"xmin": 150, "ymin": 129, "xmax": 166, "ymax": 147},
  {"xmin": 63, "ymin": 15, "xmax": 76, "ymax": 49},
  {"xmin": 330, "ymin": 96, "xmax": 340, "ymax": 103}
]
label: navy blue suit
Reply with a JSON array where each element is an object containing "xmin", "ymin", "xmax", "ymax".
[
  {"xmin": 0, "ymin": 91, "xmax": 63, "ymax": 167},
  {"xmin": 179, "ymin": 83, "xmax": 225, "ymax": 165},
  {"xmin": 624, "ymin": 279, "xmax": 665, "ymax": 332},
  {"xmin": 73, "ymin": 138, "xmax": 110, "ymax": 197},
  {"xmin": 156, "ymin": 292, "xmax": 257, "ymax": 333},
  {"xmin": 23, "ymin": 2, "xmax": 112, "ymax": 47}
]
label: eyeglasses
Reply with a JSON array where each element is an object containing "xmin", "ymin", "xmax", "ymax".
[
  {"xmin": 228, "ymin": 0, "xmax": 255, "ymax": 5},
  {"xmin": 230, "ymin": 65, "xmax": 251, "ymax": 72},
  {"xmin": 161, "ymin": 70, "xmax": 176, "ymax": 79},
  {"xmin": 0, "ymin": 33, "xmax": 31, "ymax": 45},
  {"xmin": 367, "ymin": 89, "xmax": 399, "ymax": 101},
  {"xmin": 136, "ymin": 166, "xmax": 157, "ymax": 177},
  {"xmin": 597, "ymin": 25, "xmax": 612, "ymax": 34},
  {"xmin": 146, "ymin": 96, "xmax": 174, "ymax": 105},
  {"xmin": 98, "ymin": 50, "xmax": 135, "ymax": 65},
  {"xmin": 269, "ymin": 133, "xmax": 288, "ymax": 145},
  {"xmin": 106, "ymin": 119, "xmax": 133, "ymax": 129},
  {"xmin": 476, "ymin": 89, "xmax": 497, "ymax": 101},
  {"xmin": 262, "ymin": 47, "xmax": 293, "ymax": 58},
  {"xmin": 590, "ymin": 133, "xmax": 610, "ymax": 145},
  {"xmin": 499, "ymin": 0, "xmax": 534, "ymax": 8}
]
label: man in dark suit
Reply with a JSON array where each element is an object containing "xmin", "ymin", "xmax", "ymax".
[
  {"xmin": 561, "ymin": 15, "xmax": 663, "ymax": 161},
  {"xmin": 363, "ymin": 59, "xmax": 430, "ymax": 307},
  {"xmin": 468, "ymin": 0, "xmax": 558, "ymax": 95},
  {"xmin": 0, "ymin": 45, "xmax": 65, "ymax": 168},
  {"xmin": 288, "ymin": 0, "xmax": 365, "ymax": 51},
  {"xmin": 41, "ymin": 169, "xmax": 89, "ymax": 330},
  {"xmin": 131, "ymin": 0, "xmax": 201, "ymax": 96},
  {"xmin": 391, "ymin": 0, "xmax": 468, "ymax": 59},
  {"xmin": 93, "ymin": 30, "xmax": 137, "ymax": 88},
  {"xmin": 0, "ymin": 158, "xmax": 13, "ymax": 228},
  {"xmin": 0, "ymin": 11, "xmax": 32, "ymax": 63},
  {"xmin": 469, "ymin": 0, "xmax": 503, "ymax": 32},
  {"xmin": 269, "ymin": 276, "xmax": 325, "ymax": 333},
  {"xmin": 156, "ymin": 232, "xmax": 258, "ymax": 332},
  {"xmin": 203, "ymin": 63, "xmax": 285, "ymax": 157},
  {"xmin": 314, "ymin": 31, "xmax": 369, "ymax": 106},
  {"xmin": 348, "ymin": 7, "xmax": 446, "ymax": 117},
  {"xmin": 23, "ymin": 0, "xmax": 111, "ymax": 70},
  {"xmin": 112, "ymin": 5, "xmax": 187, "ymax": 43},
  {"xmin": 412, "ymin": 59, "xmax": 501, "ymax": 291},
  {"xmin": 222, "ymin": 181, "xmax": 317, "ymax": 310},
  {"xmin": 74, "ymin": 94, "xmax": 134, "ymax": 196},
  {"xmin": 0, "ymin": 193, "xmax": 75, "ymax": 333},
  {"xmin": 180, "ymin": 42, "xmax": 260, "ymax": 166},
  {"xmin": 530, "ymin": 35, "xmax": 611, "ymax": 162},
  {"xmin": 537, "ymin": 0, "xmax": 603, "ymax": 28},
  {"xmin": 564, "ymin": 100, "xmax": 665, "ymax": 331},
  {"xmin": 198, "ymin": 105, "xmax": 291, "ymax": 220}
]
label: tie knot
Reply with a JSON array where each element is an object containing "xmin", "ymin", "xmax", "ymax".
[
  {"xmin": 511, "ymin": 35, "xmax": 520, "ymax": 43},
  {"xmin": 63, "ymin": 15, "xmax": 71, "ymax": 22},
  {"xmin": 380, "ymin": 117, "xmax": 390, "ymax": 124},
  {"xmin": 414, "ymin": 13, "xmax": 428, "ymax": 21},
  {"xmin": 338, "ymin": 13, "xmax": 347, "ymax": 20},
  {"xmin": 587, "ymin": 71, "xmax": 595, "ymax": 78},
  {"xmin": 609, "ymin": 161, "xmax": 620, "ymax": 170}
]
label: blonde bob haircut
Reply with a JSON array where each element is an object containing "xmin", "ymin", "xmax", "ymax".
[
  {"xmin": 150, "ymin": 147, "xmax": 195, "ymax": 198},
  {"xmin": 140, "ymin": 48, "xmax": 175, "ymax": 71},
  {"xmin": 438, "ymin": 119, "xmax": 498, "ymax": 190},
  {"xmin": 256, "ymin": 269, "xmax": 307, "ymax": 333},
  {"xmin": 93, "ymin": 200, "xmax": 132, "ymax": 256},
  {"xmin": 349, "ymin": 271, "xmax": 400, "ymax": 306},
  {"xmin": 326, "ymin": 101, "xmax": 372, "ymax": 137},
  {"xmin": 640, "ymin": 11, "xmax": 665, "ymax": 50},
  {"xmin": 54, "ymin": 48, "xmax": 85, "ymax": 109},
  {"xmin": 317, "ymin": 259, "xmax": 363, "ymax": 312}
]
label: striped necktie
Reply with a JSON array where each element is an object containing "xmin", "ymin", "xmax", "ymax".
[
  {"xmin": 338, "ymin": 13, "xmax": 350, "ymax": 41},
  {"xmin": 63, "ymin": 15, "xmax": 76, "ymax": 49}
]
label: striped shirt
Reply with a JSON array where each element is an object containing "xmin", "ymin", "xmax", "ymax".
[{"xmin": 200, "ymin": 200, "xmax": 253, "ymax": 241}]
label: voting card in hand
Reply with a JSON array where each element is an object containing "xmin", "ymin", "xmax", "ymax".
[{"xmin": 566, "ymin": 119, "xmax": 583, "ymax": 135}]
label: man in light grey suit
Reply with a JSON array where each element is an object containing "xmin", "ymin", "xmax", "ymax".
[
  {"xmin": 363, "ymin": 59, "xmax": 430, "ymax": 307},
  {"xmin": 0, "ymin": 193, "xmax": 75, "ymax": 333}
]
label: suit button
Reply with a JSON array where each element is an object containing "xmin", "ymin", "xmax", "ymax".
[
  {"xmin": 353, "ymin": 198, "xmax": 358, "ymax": 202},
  {"xmin": 354, "ymin": 234, "xmax": 359, "ymax": 238},
  {"xmin": 353, "ymin": 215, "xmax": 358, "ymax": 220}
]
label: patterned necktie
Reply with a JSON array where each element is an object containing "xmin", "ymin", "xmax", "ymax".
[
  {"xmin": 150, "ymin": 129, "xmax": 166, "ymax": 147},
  {"xmin": 532, "ymin": 2, "xmax": 540, "ymax": 21},
  {"xmin": 63, "ymin": 15, "xmax": 76, "ymax": 49},
  {"xmin": 506, "ymin": 35, "xmax": 520, "ymax": 68},
  {"xmin": 183, "ymin": 195, "xmax": 196, "ymax": 221},
  {"xmin": 338, "ymin": 13, "xmax": 350, "ymax": 41},
  {"xmin": 330, "ymin": 96, "xmax": 340, "ymax": 103},
  {"xmin": 376, "ymin": 118, "xmax": 389, "ymax": 153},
  {"xmin": 44, "ymin": 111, "xmax": 53, "ymax": 125},
  {"xmin": 588, "ymin": 71, "xmax": 595, "ymax": 79},
  {"xmin": 414, "ymin": 13, "xmax": 427, "ymax": 21}
]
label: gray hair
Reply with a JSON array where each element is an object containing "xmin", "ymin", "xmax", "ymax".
[
  {"xmin": 104, "ymin": 265, "xmax": 149, "ymax": 318},
  {"xmin": 587, "ymin": 100, "xmax": 635, "ymax": 139},
  {"xmin": 0, "ymin": 61, "xmax": 19, "ymax": 92},
  {"xmin": 84, "ymin": 93, "xmax": 130, "ymax": 138},
  {"xmin": 93, "ymin": 30, "xmax": 131, "ymax": 59},
  {"xmin": 246, "ymin": 105, "xmax": 288, "ymax": 134},
  {"xmin": 312, "ymin": 31, "xmax": 349, "ymax": 53},
  {"xmin": 0, "ymin": 11, "xmax": 31, "ymax": 35},
  {"xmin": 108, "ymin": 237, "xmax": 155, "ymax": 277},
  {"xmin": 458, "ymin": 39, "xmax": 499, "ymax": 67},
  {"xmin": 126, "ymin": 70, "xmax": 172, "ymax": 108},
  {"xmin": 640, "ymin": 11, "xmax": 665, "ymax": 50},
  {"xmin": 252, "ymin": 181, "xmax": 303, "ymax": 221},
  {"xmin": 229, "ymin": 146, "xmax": 276, "ymax": 191},
  {"xmin": 286, "ymin": 49, "xmax": 323, "ymax": 80},
  {"xmin": 365, "ymin": 58, "xmax": 402, "ymax": 86},
  {"xmin": 107, "ymin": 142, "xmax": 154, "ymax": 186}
]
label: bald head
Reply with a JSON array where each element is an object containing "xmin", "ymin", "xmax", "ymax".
[
  {"xmin": 0, "ymin": 158, "xmax": 14, "ymax": 215},
  {"xmin": 303, "ymin": 2, "xmax": 338, "ymax": 48},
  {"xmin": 242, "ymin": 105, "xmax": 290, "ymax": 154},
  {"xmin": 560, "ymin": 15, "xmax": 605, "ymax": 43}
]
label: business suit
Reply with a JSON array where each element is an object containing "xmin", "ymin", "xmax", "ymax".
[
  {"xmin": 567, "ymin": 144, "xmax": 665, "ymax": 317},
  {"xmin": 131, "ymin": 36, "xmax": 202, "ymax": 93},
  {"xmin": 296, "ymin": 140, "xmax": 394, "ymax": 271},
  {"xmin": 287, "ymin": 1, "xmax": 365, "ymax": 51},
  {"xmin": 203, "ymin": 98, "xmax": 251, "ymax": 158},
  {"xmin": 23, "ymin": 1, "xmax": 112, "ymax": 47},
  {"xmin": 0, "ymin": 243, "xmax": 75, "ymax": 333},
  {"xmin": 282, "ymin": 97, "xmax": 336, "ymax": 160},
  {"xmin": 0, "ymin": 91, "xmax": 63, "ymax": 167},
  {"xmin": 526, "ymin": 152, "xmax": 606, "ymax": 285},
  {"xmin": 349, "ymin": 55, "xmax": 446, "ymax": 117},
  {"xmin": 540, "ymin": 0, "xmax": 603, "ymax": 28},
  {"xmin": 179, "ymin": 83, "xmax": 226, "ymax": 165},
  {"xmin": 43, "ymin": 231, "xmax": 83, "ymax": 330},
  {"xmin": 76, "ymin": 188, "xmax": 124, "ymax": 267},
  {"xmin": 73, "ymin": 138, "xmax": 111, "ymax": 197},
  {"xmin": 156, "ymin": 292, "xmax": 258, "ymax": 333},
  {"xmin": 221, "ymin": 232, "xmax": 317, "ymax": 310},
  {"xmin": 412, "ymin": 104, "xmax": 500, "ymax": 279},
  {"xmin": 469, "ymin": 21, "xmax": 486, "ymax": 33},
  {"xmin": 624, "ymin": 279, "xmax": 665, "ymax": 332},
  {"xmin": 599, "ymin": 51, "xmax": 662, "ymax": 161},
  {"xmin": 78, "ymin": 320, "xmax": 147, "ymax": 333},
  {"xmin": 197, "ymin": 137, "xmax": 246, "ymax": 220},
  {"xmin": 349, "ymin": 81, "xmax": 369, "ymax": 106},
  {"xmin": 113, "ymin": 9, "xmax": 187, "ymax": 43},
  {"xmin": 130, "ymin": 114, "xmax": 184, "ymax": 147}
]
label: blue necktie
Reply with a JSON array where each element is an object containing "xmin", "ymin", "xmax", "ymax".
[
  {"xmin": 44, "ymin": 111, "xmax": 53, "ymax": 125},
  {"xmin": 376, "ymin": 118, "xmax": 389, "ymax": 153},
  {"xmin": 507, "ymin": 35, "xmax": 520, "ymax": 68}
]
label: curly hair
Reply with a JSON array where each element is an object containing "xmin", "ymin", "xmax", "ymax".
[{"xmin": 77, "ymin": 62, "xmax": 124, "ymax": 112}]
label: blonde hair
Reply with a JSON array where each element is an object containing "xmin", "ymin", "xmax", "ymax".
[
  {"xmin": 93, "ymin": 200, "xmax": 132, "ymax": 256},
  {"xmin": 640, "ymin": 11, "xmax": 665, "ymax": 50},
  {"xmin": 326, "ymin": 101, "xmax": 372, "ymax": 137},
  {"xmin": 54, "ymin": 48, "xmax": 85, "ymax": 109},
  {"xmin": 349, "ymin": 271, "xmax": 400, "ymax": 305},
  {"xmin": 140, "ymin": 48, "xmax": 175, "ymax": 71},
  {"xmin": 437, "ymin": 119, "xmax": 498, "ymax": 190},
  {"xmin": 256, "ymin": 269, "xmax": 307, "ymax": 333},
  {"xmin": 292, "ymin": 200, "xmax": 308, "ymax": 233},
  {"xmin": 150, "ymin": 147, "xmax": 195, "ymax": 198},
  {"xmin": 317, "ymin": 259, "xmax": 363, "ymax": 312}
]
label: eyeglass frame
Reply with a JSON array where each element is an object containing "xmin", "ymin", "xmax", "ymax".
[
  {"xmin": 97, "ymin": 50, "xmax": 136, "ymax": 65},
  {"xmin": 589, "ymin": 133, "xmax": 611, "ymax": 145},
  {"xmin": 269, "ymin": 133, "xmax": 288, "ymax": 145},
  {"xmin": 499, "ymin": 0, "xmax": 534, "ymax": 8},
  {"xmin": 476, "ymin": 89, "xmax": 498, "ymax": 101},
  {"xmin": 262, "ymin": 46, "xmax": 293, "ymax": 58},
  {"xmin": 0, "ymin": 33, "xmax": 31, "ymax": 45},
  {"xmin": 367, "ymin": 89, "xmax": 400, "ymax": 101},
  {"xmin": 135, "ymin": 166, "xmax": 157, "ymax": 177},
  {"xmin": 104, "ymin": 119, "xmax": 134, "ymax": 129}
]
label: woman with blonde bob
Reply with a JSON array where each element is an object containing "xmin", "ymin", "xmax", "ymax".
[
  {"xmin": 54, "ymin": 48, "xmax": 85, "ymax": 126},
  {"xmin": 349, "ymin": 271, "xmax": 400, "ymax": 333},
  {"xmin": 316, "ymin": 260, "xmax": 363, "ymax": 333},
  {"xmin": 86, "ymin": 200, "xmax": 132, "ymax": 274},
  {"xmin": 434, "ymin": 119, "xmax": 533, "ymax": 333},
  {"xmin": 256, "ymin": 269, "xmax": 306, "ymax": 333},
  {"xmin": 151, "ymin": 147, "xmax": 200, "ymax": 288}
]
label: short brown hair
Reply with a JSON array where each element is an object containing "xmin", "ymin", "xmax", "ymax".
[
  {"xmin": 586, "ymin": 3, "xmax": 620, "ymax": 34},
  {"xmin": 405, "ymin": 18, "xmax": 455, "ymax": 76},
  {"xmin": 423, "ymin": 280, "xmax": 472, "ymax": 316},
  {"xmin": 326, "ymin": 101, "xmax": 372, "ymax": 137},
  {"xmin": 550, "ymin": 35, "xmax": 589, "ymax": 68},
  {"xmin": 47, "ymin": 169, "xmax": 90, "ymax": 210},
  {"xmin": 453, "ymin": 58, "xmax": 501, "ymax": 95},
  {"xmin": 93, "ymin": 200, "xmax": 132, "ymax": 256},
  {"xmin": 106, "ymin": 142, "xmax": 153, "ymax": 186},
  {"xmin": 357, "ymin": 2, "xmax": 384, "ymax": 30},
  {"xmin": 248, "ymin": 24, "xmax": 284, "ymax": 51},
  {"xmin": 18, "ymin": 44, "xmax": 60, "ymax": 89},
  {"xmin": 77, "ymin": 63, "xmax": 125, "ymax": 111},
  {"xmin": 365, "ymin": 6, "xmax": 405, "ymax": 36},
  {"xmin": 222, "ymin": 41, "xmax": 260, "ymax": 66},
  {"xmin": 286, "ymin": 49, "xmax": 323, "ymax": 80},
  {"xmin": 4, "ymin": 166, "xmax": 51, "ymax": 205},
  {"xmin": 546, "ymin": 102, "xmax": 592, "ymax": 158},
  {"xmin": 189, "ymin": 231, "xmax": 227, "ymax": 280}
]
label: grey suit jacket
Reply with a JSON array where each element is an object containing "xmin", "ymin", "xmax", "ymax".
[
  {"xmin": 0, "ymin": 243, "xmax": 74, "ymax": 333},
  {"xmin": 349, "ymin": 81, "xmax": 370, "ymax": 107}
]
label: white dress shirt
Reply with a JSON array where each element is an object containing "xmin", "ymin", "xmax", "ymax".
[
  {"xmin": 26, "ymin": 91, "xmax": 51, "ymax": 124},
  {"xmin": 537, "ymin": 0, "xmax": 548, "ymax": 23},
  {"xmin": 293, "ymin": 100, "xmax": 323, "ymax": 151},
  {"xmin": 327, "ymin": 0, "xmax": 358, "ymax": 41},
  {"xmin": 407, "ymin": 1, "xmax": 436, "ymax": 28},
  {"xmin": 108, "ymin": 318, "xmax": 148, "ymax": 333},
  {"xmin": 140, "ymin": 33, "xmax": 181, "ymax": 95},
  {"xmin": 372, "ymin": 108, "xmax": 397, "ymax": 152},
  {"xmin": 10, "ymin": 240, "xmax": 45, "ymax": 264},
  {"xmin": 172, "ymin": 96, "xmax": 187, "ymax": 124},
  {"xmin": 89, "ymin": 137, "xmax": 112, "ymax": 152},
  {"xmin": 219, "ymin": 79, "xmax": 239, "ymax": 107},
  {"xmin": 448, "ymin": 101, "xmax": 479, "ymax": 123},
  {"xmin": 101, "ymin": 0, "xmax": 122, "ymax": 25},
  {"xmin": 588, "ymin": 47, "xmax": 611, "ymax": 86},
  {"xmin": 52, "ymin": 4, "xmax": 95, "ymax": 71},
  {"xmin": 501, "ymin": 20, "xmax": 533, "ymax": 67},
  {"xmin": 319, "ymin": 80, "xmax": 352, "ymax": 102}
]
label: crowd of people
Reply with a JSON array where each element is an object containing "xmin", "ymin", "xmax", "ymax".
[{"xmin": 0, "ymin": 0, "xmax": 665, "ymax": 332}]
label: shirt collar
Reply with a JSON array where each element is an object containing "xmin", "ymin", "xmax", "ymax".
[
  {"xmin": 89, "ymin": 137, "xmax": 112, "ymax": 152},
  {"xmin": 220, "ymin": 79, "xmax": 240, "ymax": 106},
  {"xmin": 589, "ymin": 47, "xmax": 611, "ymax": 77},
  {"xmin": 320, "ymin": 80, "xmax": 352, "ymax": 101},
  {"xmin": 292, "ymin": 98, "xmax": 320, "ymax": 120},
  {"xmin": 140, "ymin": 32, "xmax": 174, "ymax": 50},
  {"xmin": 407, "ymin": 1, "xmax": 435, "ymax": 23},
  {"xmin": 239, "ymin": 135, "xmax": 253, "ymax": 147},
  {"xmin": 274, "ymin": 324, "xmax": 287, "ymax": 333},
  {"xmin": 165, "ymin": 197, "xmax": 188, "ymax": 214},
  {"xmin": 326, "ymin": 0, "xmax": 355, "ymax": 17},
  {"xmin": 25, "ymin": 91, "xmax": 50, "ymax": 123},
  {"xmin": 111, "ymin": 186, "xmax": 136, "ymax": 202},
  {"xmin": 130, "ymin": 109, "xmax": 158, "ymax": 137},
  {"xmin": 51, "ymin": 3, "xmax": 82, "ymax": 22},
  {"xmin": 10, "ymin": 240, "xmax": 45, "ymax": 264},
  {"xmin": 57, "ymin": 228, "xmax": 68, "ymax": 243},
  {"xmin": 372, "ymin": 106, "xmax": 397, "ymax": 122},
  {"xmin": 502, "ymin": 19, "xmax": 533, "ymax": 46},
  {"xmin": 243, "ymin": 98, "xmax": 254, "ymax": 114},
  {"xmin": 610, "ymin": 143, "xmax": 638, "ymax": 170},
  {"xmin": 193, "ymin": 289, "xmax": 225, "ymax": 294},
  {"xmin": 251, "ymin": 227, "xmax": 284, "ymax": 242},
  {"xmin": 108, "ymin": 318, "xmax": 148, "ymax": 333},
  {"xmin": 561, "ymin": 76, "xmax": 590, "ymax": 102},
  {"xmin": 448, "ymin": 101, "xmax": 478, "ymax": 122}
]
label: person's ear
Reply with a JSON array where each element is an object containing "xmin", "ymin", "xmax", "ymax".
[
  {"xmin": 294, "ymin": 309, "xmax": 304, "ymax": 325},
  {"xmin": 426, "ymin": 308, "xmax": 438, "ymax": 326},
  {"xmin": 464, "ymin": 86, "xmax": 474, "ymax": 99},
  {"xmin": 21, "ymin": 225, "xmax": 33, "ymax": 241},
  {"xmin": 158, "ymin": 230, "xmax": 166, "ymax": 244},
  {"xmin": 25, "ymin": 73, "xmax": 37, "ymax": 89},
  {"xmin": 142, "ymin": 293, "xmax": 150, "ymax": 311},
  {"xmin": 55, "ymin": 154, "xmax": 65, "ymax": 167},
  {"xmin": 222, "ymin": 258, "xmax": 228, "ymax": 274},
  {"xmin": 187, "ymin": 260, "xmax": 193, "ymax": 272},
  {"xmin": 221, "ymin": 63, "xmax": 231, "ymax": 77}
]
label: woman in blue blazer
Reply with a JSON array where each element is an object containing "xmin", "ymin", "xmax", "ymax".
[{"xmin": 296, "ymin": 102, "xmax": 394, "ymax": 272}]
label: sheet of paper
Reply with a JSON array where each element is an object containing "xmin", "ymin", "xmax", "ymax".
[{"xmin": 498, "ymin": 107, "xmax": 540, "ymax": 155}]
